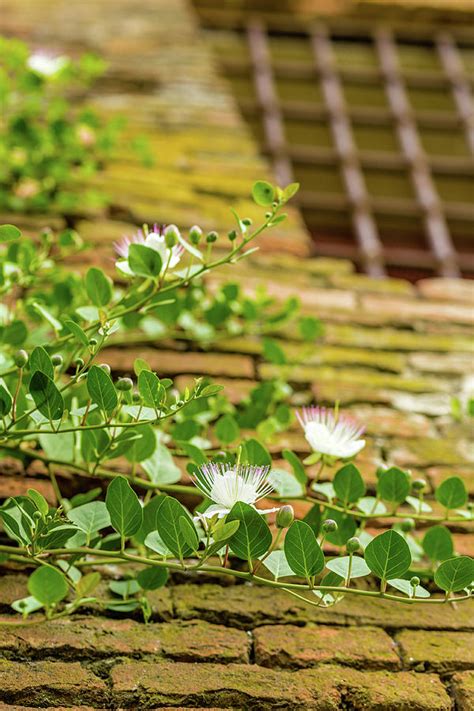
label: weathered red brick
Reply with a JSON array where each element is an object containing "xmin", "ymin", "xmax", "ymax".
[
  {"xmin": 417, "ymin": 278, "xmax": 474, "ymax": 304},
  {"xmin": 451, "ymin": 670, "xmax": 474, "ymax": 711},
  {"xmin": 0, "ymin": 660, "xmax": 106, "ymax": 705},
  {"xmin": 360, "ymin": 294, "xmax": 474, "ymax": 326},
  {"xmin": 253, "ymin": 624, "xmax": 400, "ymax": 670},
  {"xmin": 397, "ymin": 630, "xmax": 474, "ymax": 672}
]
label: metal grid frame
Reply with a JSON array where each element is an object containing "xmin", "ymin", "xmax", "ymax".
[{"xmin": 194, "ymin": 2, "xmax": 474, "ymax": 278}]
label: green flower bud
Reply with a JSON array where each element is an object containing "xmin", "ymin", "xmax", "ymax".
[
  {"xmin": 400, "ymin": 517, "xmax": 415, "ymax": 532},
  {"xmin": 14, "ymin": 349, "xmax": 28, "ymax": 368},
  {"xmin": 74, "ymin": 357, "xmax": 85, "ymax": 368},
  {"xmin": 189, "ymin": 225, "xmax": 202, "ymax": 244},
  {"xmin": 242, "ymin": 218, "xmax": 253, "ymax": 227},
  {"xmin": 276, "ymin": 505, "xmax": 294, "ymax": 529},
  {"xmin": 51, "ymin": 354, "xmax": 63, "ymax": 367},
  {"xmin": 206, "ymin": 231, "xmax": 218, "ymax": 243},
  {"xmin": 89, "ymin": 337, "xmax": 98, "ymax": 347},
  {"xmin": 322, "ymin": 518, "xmax": 338, "ymax": 533},
  {"xmin": 132, "ymin": 391, "xmax": 141, "ymax": 403},
  {"xmin": 165, "ymin": 231, "xmax": 177, "ymax": 248},
  {"xmin": 33, "ymin": 510, "xmax": 42, "ymax": 520},
  {"xmin": 346, "ymin": 536, "xmax": 360, "ymax": 553},
  {"xmin": 99, "ymin": 363, "xmax": 111, "ymax": 375},
  {"xmin": 116, "ymin": 377, "xmax": 133, "ymax": 391},
  {"xmin": 227, "ymin": 229, "xmax": 237, "ymax": 242},
  {"xmin": 410, "ymin": 576, "xmax": 420, "ymax": 588},
  {"xmin": 412, "ymin": 478, "xmax": 427, "ymax": 492}
]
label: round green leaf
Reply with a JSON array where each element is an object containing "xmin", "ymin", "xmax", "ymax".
[
  {"xmin": 333, "ymin": 463, "xmax": 366, "ymax": 506},
  {"xmin": 30, "ymin": 346, "xmax": 54, "ymax": 379},
  {"xmin": 377, "ymin": 467, "xmax": 410, "ymax": 504},
  {"xmin": 252, "ymin": 180, "xmax": 275, "ymax": 207},
  {"xmin": 156, "ymin": 496, "xmax": 196, "ymax": 559},
  {"xmin": 105, "ymin": 476, "xmax": 143, "ymax": 538},
  {"xmin": 326, "ymin": 555, "xmax": 370, "ymax": 580},
  {"xmin": 29, "ymin": 371, "xmax": 64, "ymax": 421},
  {"xmin": 67, "ymin": 501, "xmax": 111, "ymax": 536},
  {"xmin": 28, "ymin": 566, "xmax": 68, "ymax": 606},
  {"xmin": 0, "ymin": 383, "xmax": 13, "ymax": 417},
  {"xmin": 284, "ymin": 520, "xmax": 325, "ymax": 579},
  {"xmin": 434, "ymin": 556, "xmax": 474, "ymax": 593},
  {"xmin": 365, "ymin": 529, "xmax": 412, "ymax": 582},
  {"xmin": 0, "ymin": 224, "xmax": 21, "ymax": 242},
  {"xmin": 227, "ymin": 501, "xmax": 272, "ymax": 563},
  {"xmin": 241, "ymin": 438, "xmax": 271, "ymax": 467},
  {"xmin": 136, "ymin": 566, "xmax": 169, "ymax": 590},
  {"xmin": 128, "ymin": 243, "xmax": 163, "ymax": 278},
  {"xmin": 215, "ymin": 414, "xmax": 240, "ymax": 444},
  {"xmin": 138, "ymin": 370, "xmax": 164, "ymax": 410},
  {"xmin": 422, "ymin": 525, "xmax": 454, "ymax": 562},
  {"xmin": 435, "ymin": 477, "xmax": 467, "ymax": 510},
  {"xmin": 85, "ymin": 267, "xmax": 113, "ymax": 307},
  {"xmin": 87, "ymin": 365, "xmax": 118, "ymax": 414}
]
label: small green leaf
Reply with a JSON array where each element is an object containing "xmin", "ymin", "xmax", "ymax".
[
  {"xmin": 76, "ymin": 572, "xmax": 101, "ymax": 599},
  {"xmin": 0, "ymin": 224, "xmax": 21, "ymax": 242},
  {"xmin": 87, "ymin": 365, "xmax": 118, "ymax": 414},
  {"xmin": 284, "ymin": 520, "xmax": 324, "ymax": 579},
  {"xmin": 29, "ymin": 371, "xmax": 64, "ymax": 421},
  {"xmin": 179, "ymin": 515, "xmax": 199, "ymax": 553},
  {"xmin": 27, "ymin": 489, "xmax": 49, "ymax": 517},
  {"xmin": 0, "ymin": 381, "xmax": 12, "ymax": 417},
  {"xmin": 434, "ymin": 556, "xmax": 474, "ymax": 593},
  {"xmin": 64, "ymin": 320, "xmax": 89, "ymax": 347},
  {"xmin": 128, "ymin": 244, "xmax": 163, "ymax": 278},
  {"xmin": 422, "ymin": 525, "xmax": 454, "ymax": 562},
  {"xmin": 105, "ymin": 476, "xmax": 143, "ymax": 538},
  {"xmin": 333, "ymin": 463, "xmax": 366, "ymax": 506},
  {"xmin": 435, "ymin": 477, "xmax": 467, "ymax": 510},
  {"xmin": 85, "ymin": 267, "xmax": 113, "ymax": 307},
  {"xmin": 31, "ymin": 302, "xmax": 62, "ymax": 332},
  {"xmin": 137, "ymin": 566, "xmax": 168, "ymax": 590},
  {"xmin": 29, "ymin": 346, "xmax": 54, "ymax": 379},
  {"xmin": 282, "ymin": 182, "xmax": 300, "ymax": 201},
  {"xmin": 241, "ymin": 438, "xmax": 272, "ymax": 467},
  {"xmin": 138, "ymin": 370, "xmax": 164, "ymax": 410},
  {"xmin": 377, "ymin": 467, "xmax": 411, "ymax": 504},
  {"xmin": 156, "ymin": 496, "xmax": 195, "ymax": 559},
  {"xmin": 141, "ymin": 434, "xmax": 181, "ymax": 485},
  {"xmin": 28, "ymin": 566, "xmax": 68, "ymax": 606},
  {"xmin": 388, "ymin": 578, "xmax": 430, "ymax": 598},
  {"xmin": 299, "ymin": 316, "xmax": 322, "ymax": 341},
  {"xmin": 282, "ymin": 450, "xmax": 307, "ymax": 488},
  {"xmin": 199, "ymin": 384, "xmax": 224, "ymax": 397},
  {"xmin": 261, "ymin": 550, "xmax": 294, "ymax": 579},
  {"xmin": 365, "ymin": 530, "xmax": 411, "ymax": 582},
  {"xmin": 326, "ymin": 555, "xmax": 370, "ymax": 580},
  {"xmin": 227, "ymin": 501, "xmax": 272, "ymax": 564},
  {"xmin": 215, "ymin": 414, "xmax": 240, "ymax": 444},
  {"xmin": 262, "ymin": 338, "xmax": 286, "ymax": 365},
  {"xmin": 252, "ymin": 180, "xmax": 275, "ymax": 206},
  {"xmin": 67, "ymin": 502, "xmax": 111, "ymax": 537}
]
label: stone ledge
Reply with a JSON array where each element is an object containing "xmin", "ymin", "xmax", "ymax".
[
  {"xmin": 396, "ymin": 630, "xmax": 474, "ymax": 673},
  {"xmin": 451, "ymin": 670, "xmax": 474, "ymax": 711}
]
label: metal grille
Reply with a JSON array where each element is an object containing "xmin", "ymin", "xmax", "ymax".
[{"xmin": 194, "ymin": 2, "xmax": 474, "ymax": 279}]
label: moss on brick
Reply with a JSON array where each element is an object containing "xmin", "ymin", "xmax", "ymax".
[
  {"xmin": 397, "ymin": 630, "xmax": 474, "ymax": 673},
  {"xmin": 451, "ymin": 670, "xmax": 474, "ymax": 711}
]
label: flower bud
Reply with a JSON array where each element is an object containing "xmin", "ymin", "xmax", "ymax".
[
  {"xmin": 412, "ymin": 478, "xmax": 427, "ymax": 492},
  {"xmin": 400, "ymin": 517, "xmax": 415, "ymax": 532},
  {"xmin": 116, "ymin": 377, "xmax": 133, "ymax": 391},
  {"xmin": 189, "ymin": 225, "xmax": 202, "ymax": 245},
  {"xmin": 410, "ymin": 576, "xmax": 420, "ymax": 588},
  {"xmin": 276, "ymin": 505, "xmax": 294, "ymax": 529},
  {"xmin": 99, "ymin": 363, "xmax": 111, "ymax": 375},
  {"xmin": 322, "ymin": 518, "xmax": 338, "ymax": 533},
  {"xmin": 74, "ymin": 357, "xmax": 85, "ymax": 368},
  {"xmin": 165, "ymin": 231, "xmax": 177, "ymax": 248},
  {"xmin": 227, "ymin": 229, "xmax": 237, "ymax": 242},
  {"xmin": 132, "ymin": 391, "xmax": 141, "ymax": 403},
  {"xmin": 51, "ymin": 354, "xmax": 63, "ymax": 367},
  {"xmin": 89, "ymin": 337, "xmax": 98, "ymax": 347},
  {"xmin": 14, "ymin": 349, "xmax": 28, "ymax": 368},
  {"xmin": 346, "ymin": 536, "xmax": 360, "ymax": 553},
  {"xmin": 242, "ymin": 218, "xmax": 253, "ymax": 227},
  {"xmin": 206, "ymin": 231, "xmax": 218, "ymax": 243},
  {"xmin": 165, "ymin": 224, "xmax": 180, "ymax": 243}
]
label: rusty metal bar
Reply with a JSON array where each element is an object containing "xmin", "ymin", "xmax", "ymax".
[
  {"xmin": 246, "ymin": 20, "xmax": 293, "ymax": 186},
  {"xmin": 436, "ymin": 33, "xmax": 474, "ymax": 155},
  {"xmin": 375, "ymin": 28, "xmax": 460, "ymax": 278},
  {"xmin": 311, "ymin": 26, "xmax": 386, "ymax": 277}
]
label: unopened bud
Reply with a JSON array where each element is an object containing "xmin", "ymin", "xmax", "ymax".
[
  {"xmin": 412, "ymin": 478, "xmax": 426, "ymax": 492},
  {"xmin": 51, "ymin": 354, "xmax": 63, "ymax": 367},
  {"xmin": 14, "ymin": 350, "xmax": 28, "ymax": 368},
  {"xmin": 276, "ymin": 505, "xmax": 294, "ymax": 529},
  {"xmin": 116, "ymin": 377, "xmax": 133, "ymax": 391},
  {"xmin": 99, "ymin": 363, "xmax": 111, "ymax": 375},
  {"xmin": 400, "ymin": 517, "xmax": 415, "ymax": 532},
  {"xmin": 242, "ymin": 218, "xmax": 253, "ymax": 227},
  {"xmin": 89, "ymin": 337, "xmax": 98, "ymax": 347},
  {"xmin": 132, "ymin": 391, "xmax": 141, "ymax": 403},
  {"xmin": 227, "ymin": 229, "xmax": 237, "ymax": 242},
  {"xmin": 346, "ymin": 536, "xmax": 360, "ymax": 553},
  {"xmin": 410, "ymin": 576, "xmax": 420, "ymax": 588},
  {"xmin": 164, "ymin": 224, "xmax": 180, "ymax": 244},
  {"xmin": 189, "ymin": 225, "xmax": 202, "ymax": 245},
  {"xmin": 74, "ymin": 357, "xmax": 85, "ymax": 368},
  {"xmin": 206, "ymin": 231, "xmax": 218, "ymax": 244},
  {"xmin": 322, "ymin": 518, "xmax": 338, "ymax": 533}
]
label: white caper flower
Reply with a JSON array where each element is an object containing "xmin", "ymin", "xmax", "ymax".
[
  {"xmin": 114, "ymin": 224, "xmax": 184, "ymax": 277},
  {"xmin": 296, "ymin": 406, "xmax": 365, "ymax": 460},
  {"xmin": 27, "ymin": 52, "xmax": 68, "ymax": 76}
]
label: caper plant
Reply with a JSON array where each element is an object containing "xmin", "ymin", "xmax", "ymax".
[{"xmin": 0, "ymin": 181, "xmax": 472, "ymax": 623}]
